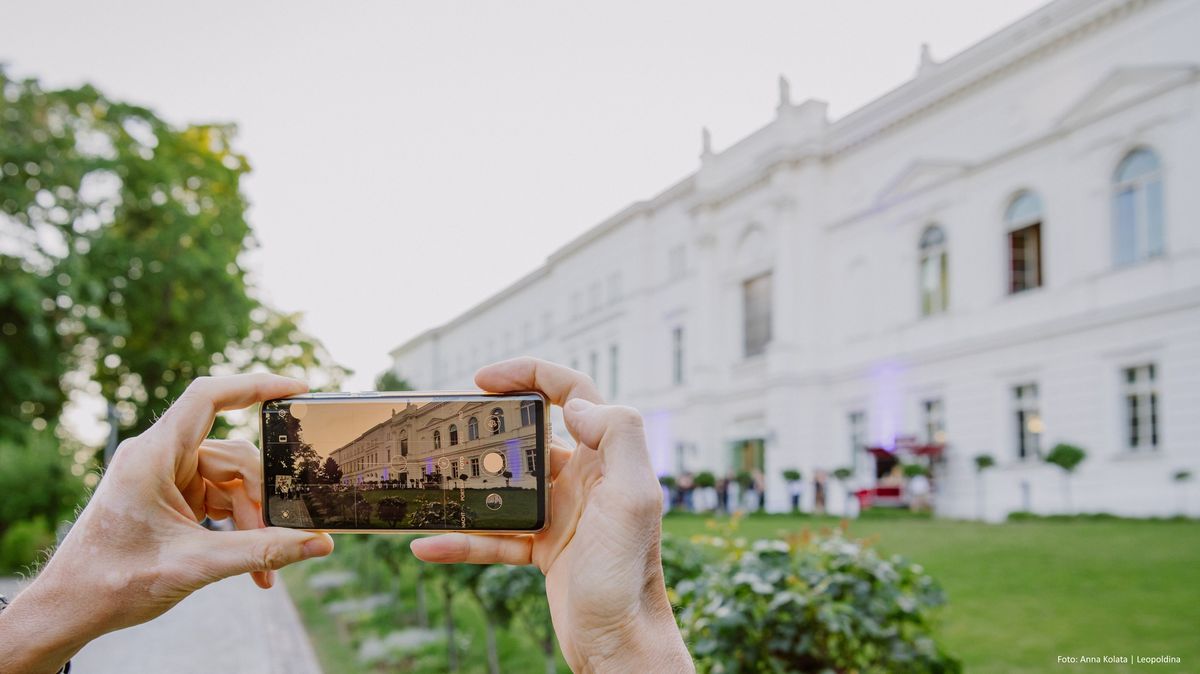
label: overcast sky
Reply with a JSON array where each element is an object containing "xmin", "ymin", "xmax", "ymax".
[{"xmin": 2, "ymin": 0, "xmax": 1046, "ymax": 390}]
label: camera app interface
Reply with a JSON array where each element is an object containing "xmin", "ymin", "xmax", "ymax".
[{"xmin": 262, "ymin": 395, "xmax": 545, "ymax": 531}]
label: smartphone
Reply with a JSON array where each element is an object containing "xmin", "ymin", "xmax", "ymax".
[{"xmin": 260, "ymin": 391, "xmax": 550, "ymax": 533}]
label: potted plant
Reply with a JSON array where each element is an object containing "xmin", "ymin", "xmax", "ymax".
[
  {"xmin": 782, "ymin": 469, "xmax": 803, "ymax": 512},
  {"xmin": 1044, "ymin": 443, "xmax": 1086, "ymax": 514}
]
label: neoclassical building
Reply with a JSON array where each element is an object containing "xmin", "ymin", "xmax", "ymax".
[
  {"xmin": 329, "ymin": 399, "xmax": 539, "ymax": 490},
  {"xmin": 388, "ymin": 0, "xmax": 1200, "ymax": 520}
]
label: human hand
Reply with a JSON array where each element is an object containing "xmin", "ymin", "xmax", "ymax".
[
  {"xmin": 0, "ymin": 374, "xmax": 334, "ymax": 674},
  {"xmin": 410, "ymin": 358, "xmax": 693, "ymax": 673}
]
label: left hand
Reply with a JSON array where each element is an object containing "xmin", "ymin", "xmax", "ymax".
[{"xmin": 0, "ymin": 374, "xmax": 335, "ymax": 674}]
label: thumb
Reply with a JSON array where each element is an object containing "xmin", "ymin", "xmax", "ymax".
[
  {"xmin": 192, "ymin": 528, "xmax": 334, "ymax": 582},
  {"xmin": 563, "ymin": 399, "xmax": 656, "ymax": 489}
]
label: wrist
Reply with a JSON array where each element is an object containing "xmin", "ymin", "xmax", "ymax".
[
  {"xmin": 0, "ymin": 567, "xmax": 99, "ymax": 673},
  {"xmin": 582, "ymin": 612, "xmax": 693, "ymax": 674}
]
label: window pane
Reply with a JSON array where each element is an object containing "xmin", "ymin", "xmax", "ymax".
[
  {"xmin": 1116, "ymin": 149, "xmax": 1160, "ymax": 183},
  {"xmin": 743, "ymin": 273, "xmax": 773, "ymax": 356},
  {"xmin": 1145, "ymin": 179, "xmax": 1164, "ymax": 257},
  {"xmin": 1114, "ymin": 188, "xmax": 1138, "ymax": 266}
]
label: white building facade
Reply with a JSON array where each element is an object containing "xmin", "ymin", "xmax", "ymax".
[{"xmin": 389, "ymin": 0, "xmax": 1200, "ymax": 520}]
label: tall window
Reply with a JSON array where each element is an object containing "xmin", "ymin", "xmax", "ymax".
[
  {"xmin": 1006, "ymin": 191, "xmax": 1043, "ymax": 293},
  {"xmin": 609, "ymin": 344, "xmax": 619, "ymax": 399},
  {"xmin": 400, "ymin": 432, "xmax": 408, "ymax": 456},
  {"xmin": 1123, "ymin": 364, "xmax": 1159, "ymax": 451},
  {"xmin": 922, "ymin": 399, "xmax": 946, "ymax": 445},
  {"xmin": 919, "ymin": 225, "xmax": 948, "ymax": 316},
  {"xmin": 470, "ymin": 456, "xmax": 480, "ymax": 477},
  {"xmin": 448, "ymin": 424, "xmax": 459, "ymax": 446},
  {"xmin": 525, "ymin": 448, "xmax": 537, "ymax": 473},
  {"xmin": 668, "ymin": 244, "xmax": 686, "ymax": 280},
  {"xmin": 467, "ymin": 416, "xmax": 479, "ymax": 441},
  {"xmin": 489, "ymin": 407, "xmax": 505, "ymax": 434},
  {"xmin": 1013, "ymin": 383, "xmax": 1042, "ymax": 460},
  {"xmin": 671, "ymin": 326, "xmax": 684, "ymax": 385},
  {"xmin": 742, "ymin": 272, "xmax": 773, "ymax": 357},
  {"xmin": 1113, "ymin": 148, "xmax": 1164, "ymax": 266},
  {"xmin": 607, "ymin": 273, "xmax": 622, "ymax": 304},
  {"xmin": 520, "ymin": 400, "xmax": 536, "ymax": 426},
  {"xmin": 848, "ymin": 410, "xmax": 867, "ymax": 471},
  {"xmin": 432, "ymin": 430, "xmax": 442, "ymax": 450}
]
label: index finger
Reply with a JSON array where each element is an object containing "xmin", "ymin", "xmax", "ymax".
[
  {"xmin": 474, "ymin": 357, "xmax": 603, "ymax": 407},
  {"xmin": 151, "ymin": 373, "xmax": 308, "ymax": 456}
]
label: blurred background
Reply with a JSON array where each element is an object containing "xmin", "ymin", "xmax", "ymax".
[{"xmin": 2, "ymin": 0, "xmax": 1197, "ymax": 672}]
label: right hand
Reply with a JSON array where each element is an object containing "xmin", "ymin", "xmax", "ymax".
[{"xmin": 410, "ymin": 358, "xmax": 693, "ymax": 672}]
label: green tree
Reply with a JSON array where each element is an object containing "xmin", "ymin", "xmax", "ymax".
[
  {"xmin": 973, "ymin": 454, "xmax": 995, "ymax": 520},
  {"xmin": 1044, "ymin": 443, "xmax": 1086, "ymax": 514},
  {"xmin": 319, "ymin": 456, "xmax": 342, "ymax": 485},
  {"xmin": 375, "ymin": 369, "xmax": 412, "ymax": 392}
]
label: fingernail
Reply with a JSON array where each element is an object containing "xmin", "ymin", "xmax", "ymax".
[
  {"xmin": 302, "ymin": 537, "xmax": 330, "ymax": 559},
  {"xmin": 566, "ymin": 398, "xmax": 593, "ymax": 413}
]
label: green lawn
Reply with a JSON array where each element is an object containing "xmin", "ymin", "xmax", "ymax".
[
  {"xmin": 663, "ymin": 513, "xmax": 1200, "ymax": 674},
  {"xmin": 284, "ymin": 513, "xmax": 1199, "ymax": 673}
]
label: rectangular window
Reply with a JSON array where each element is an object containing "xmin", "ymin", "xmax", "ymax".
[
  {"xmin": 607, "ymin": 273, "xmax": 622, "ymax": 304},
  {"xmin": 668, "ymin": 245, "xmax": 686, "ymax": 280},
  {"xmin": 520, "ymin": 400, "xmax": 536, "ymax": 427},
  {"xmin": 1013, "ymin": 383, "xmax": 1042, "ymax": 460},
  {"xmin": 671, "ymin": 326, "xmax": 684, "ymax": 386},
  {"xmin": 1123, "ymin": 364, "xmax": 1159, "ymax": 451},
  {"xmin": 848, "ymin": 410, "xmax": 867, "ymax": 471},
  {"xmin": 470, "ymin": 457, "xmax": 480, "ymax": 477},
  {"xmin": 742, "ymin": 272, "xmax": 773, "ymax": 357},
  {"xmin": 922, "ymin": 399, "xmax": 945, "ymax": 445},
  {"xmin": 525, "ymin": 448, "xmax": 536, "ymax": 473},
  {"xmin": 1008, "ymin": 223, "xmax": 1042, "ymax": 293},
  {"xmin": 609, "ymin": 344, "xmax": 619, "ymax": 398}
]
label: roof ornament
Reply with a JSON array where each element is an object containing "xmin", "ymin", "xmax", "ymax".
[
  {"xmin": 777, "ymin": 74, "xmax": 792, "ymax": 109},
  {"xmin": 700, "ymin": 126, "xmax": 713, "ymax": 158},
  {"xmin": 917, "ymin": 42, "xmax": 938, "ymax": 76}
]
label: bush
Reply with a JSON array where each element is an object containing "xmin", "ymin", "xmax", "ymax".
[
  {"xmin": 0, "ymin": 430, "xmax": 83, "ymax": 571},
  {"xmin": 695, "ymin": 471, "xmax": 716, "ymax": 489},
  {"xmin": 782, "ymin": 469, "xmax": 802, "ymax": 482},
  {"xmin": 0, "ymin": 518, "xmax": 55, "ymax": 573},
  {"xmin": 1044, "ymin": 443, "xmax": 1086, "ymax": 473},
  {"xmin": 675, "ymin": 531, "xmax": 960, "ymax": 673}
]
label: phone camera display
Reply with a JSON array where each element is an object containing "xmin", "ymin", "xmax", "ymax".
[{"xmin": 262, "ymin": 396, "xmax": 544, "ymax": 531}]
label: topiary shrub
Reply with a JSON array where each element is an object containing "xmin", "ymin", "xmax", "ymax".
[{"xmin": 675, "ymin": 531, "xmax": 960, "ymax": 673}]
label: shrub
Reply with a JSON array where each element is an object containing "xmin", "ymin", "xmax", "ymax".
[
  {"xmin": 407, "ymin": 499, "xmax": 477, "ymax": 529},
  {"xmin": 973, "ymin": 454, "xmax": 995, "ymax": 472},
  {"xmin": 695, "ymin": 471, "xmax": 717, "ymax": 489},
  {"xmin": 0, "ymin": 518, "xmax": 55, "ymax": 573},
  {"xmin": 1045, "ymin": 444, "xmax": 1086, "ymax": 473},
  {"xmin": 675, "ymin": 532, "xmax": 960, "ymax": 673},
  {"xmin": 782, "ymin": 469, "xmax": 802, "ymax": 482}
]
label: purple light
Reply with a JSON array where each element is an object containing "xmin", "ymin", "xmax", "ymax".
[{"xmin": 506, "ymin": 438, "xmax": 521, "ymax": 480}]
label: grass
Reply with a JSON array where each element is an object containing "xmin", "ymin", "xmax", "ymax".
[
  {"xmin": 663, "ymin": 512, "xmax": 1200, "ymax": 674},
  {"xmin": 284, "ymin": 512, "xmax": 1199, "ymax": 673}
]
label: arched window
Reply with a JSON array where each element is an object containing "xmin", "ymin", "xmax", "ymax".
[
  {"xmin": 467, "ymin": 417, "xmax": 479, "ymax": 441},
  {"xmin": 400, "ymin": 432, "xmax": 408, "ymax": 456},
  {"xmin": 433, "ymin": 430, "xmax": 441, "ymax": 450},
  {"xmin": 1113, "ymin": 148, "xmax": 1164, "ymax": 266},
  {"xmin": 448, "ymin": 424, "xmax": 459, "ymax": 446},
  {"xmin": 1006, "ymin": 191, "xmax": 1043, "ymax": 293},
  {"xmin": 489, "ymin": 407, "xmax": 506, "ymax": 434},
  {"xmin": 919, "ymin": 225, "xmax": 948, "ymax": 316}
]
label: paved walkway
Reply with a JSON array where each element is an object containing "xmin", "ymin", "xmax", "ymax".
[{"xmin": 2, "ymin": 574, "xmax": 323, "ymax": 674}]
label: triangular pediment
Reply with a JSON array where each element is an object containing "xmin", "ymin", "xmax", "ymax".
[
  {"xmin": 1056, "ymin": 64, "xmax": 1200, "ymax": 129},
  {"xmin": 875, "ymin": 159, "xmax": 970, "ymax": 206}
]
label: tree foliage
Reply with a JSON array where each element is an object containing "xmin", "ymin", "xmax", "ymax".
[
  {"xmin": 0, "ymin": 66, "xmax": 346, "ymax": 444},
  {"xmin": 1044, "ymin": 444, "xmax": 1086, "ymax": 474}
]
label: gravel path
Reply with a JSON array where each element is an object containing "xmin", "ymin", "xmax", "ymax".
[{"xmin": 2, "ymin": 574, "xmax": 323, "ymax": 674}]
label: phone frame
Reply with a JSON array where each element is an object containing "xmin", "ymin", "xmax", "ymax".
[{"xmin": 259, "ymin": 390, "xmax": 552, "ymax": 534}]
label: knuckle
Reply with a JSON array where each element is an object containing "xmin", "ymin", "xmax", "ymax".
[
  {"xmin": 256, "ymin": 542, "xmax": 289, "ymax": 571},
  {"xmin": 609, "ymin": 405, "xmax": 645, "ymax": 430}
]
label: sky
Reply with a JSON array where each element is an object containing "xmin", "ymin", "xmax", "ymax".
[{"xmin": 2, "ymin": 0, "xmax": 1047, "ymax": 391}]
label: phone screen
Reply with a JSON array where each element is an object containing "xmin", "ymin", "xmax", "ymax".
[{"xmin": 260, "ymin": 393, "xmax": 547, "ymax": 532}]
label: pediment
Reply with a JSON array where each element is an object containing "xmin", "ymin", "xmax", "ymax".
[
  {"xmin": 874, "ymin": 159, "xmax": 969, "ymax": 206},
  {"xmin": 1056, "ymin": 64, "xmax": 1200, "ymax": 129}
]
